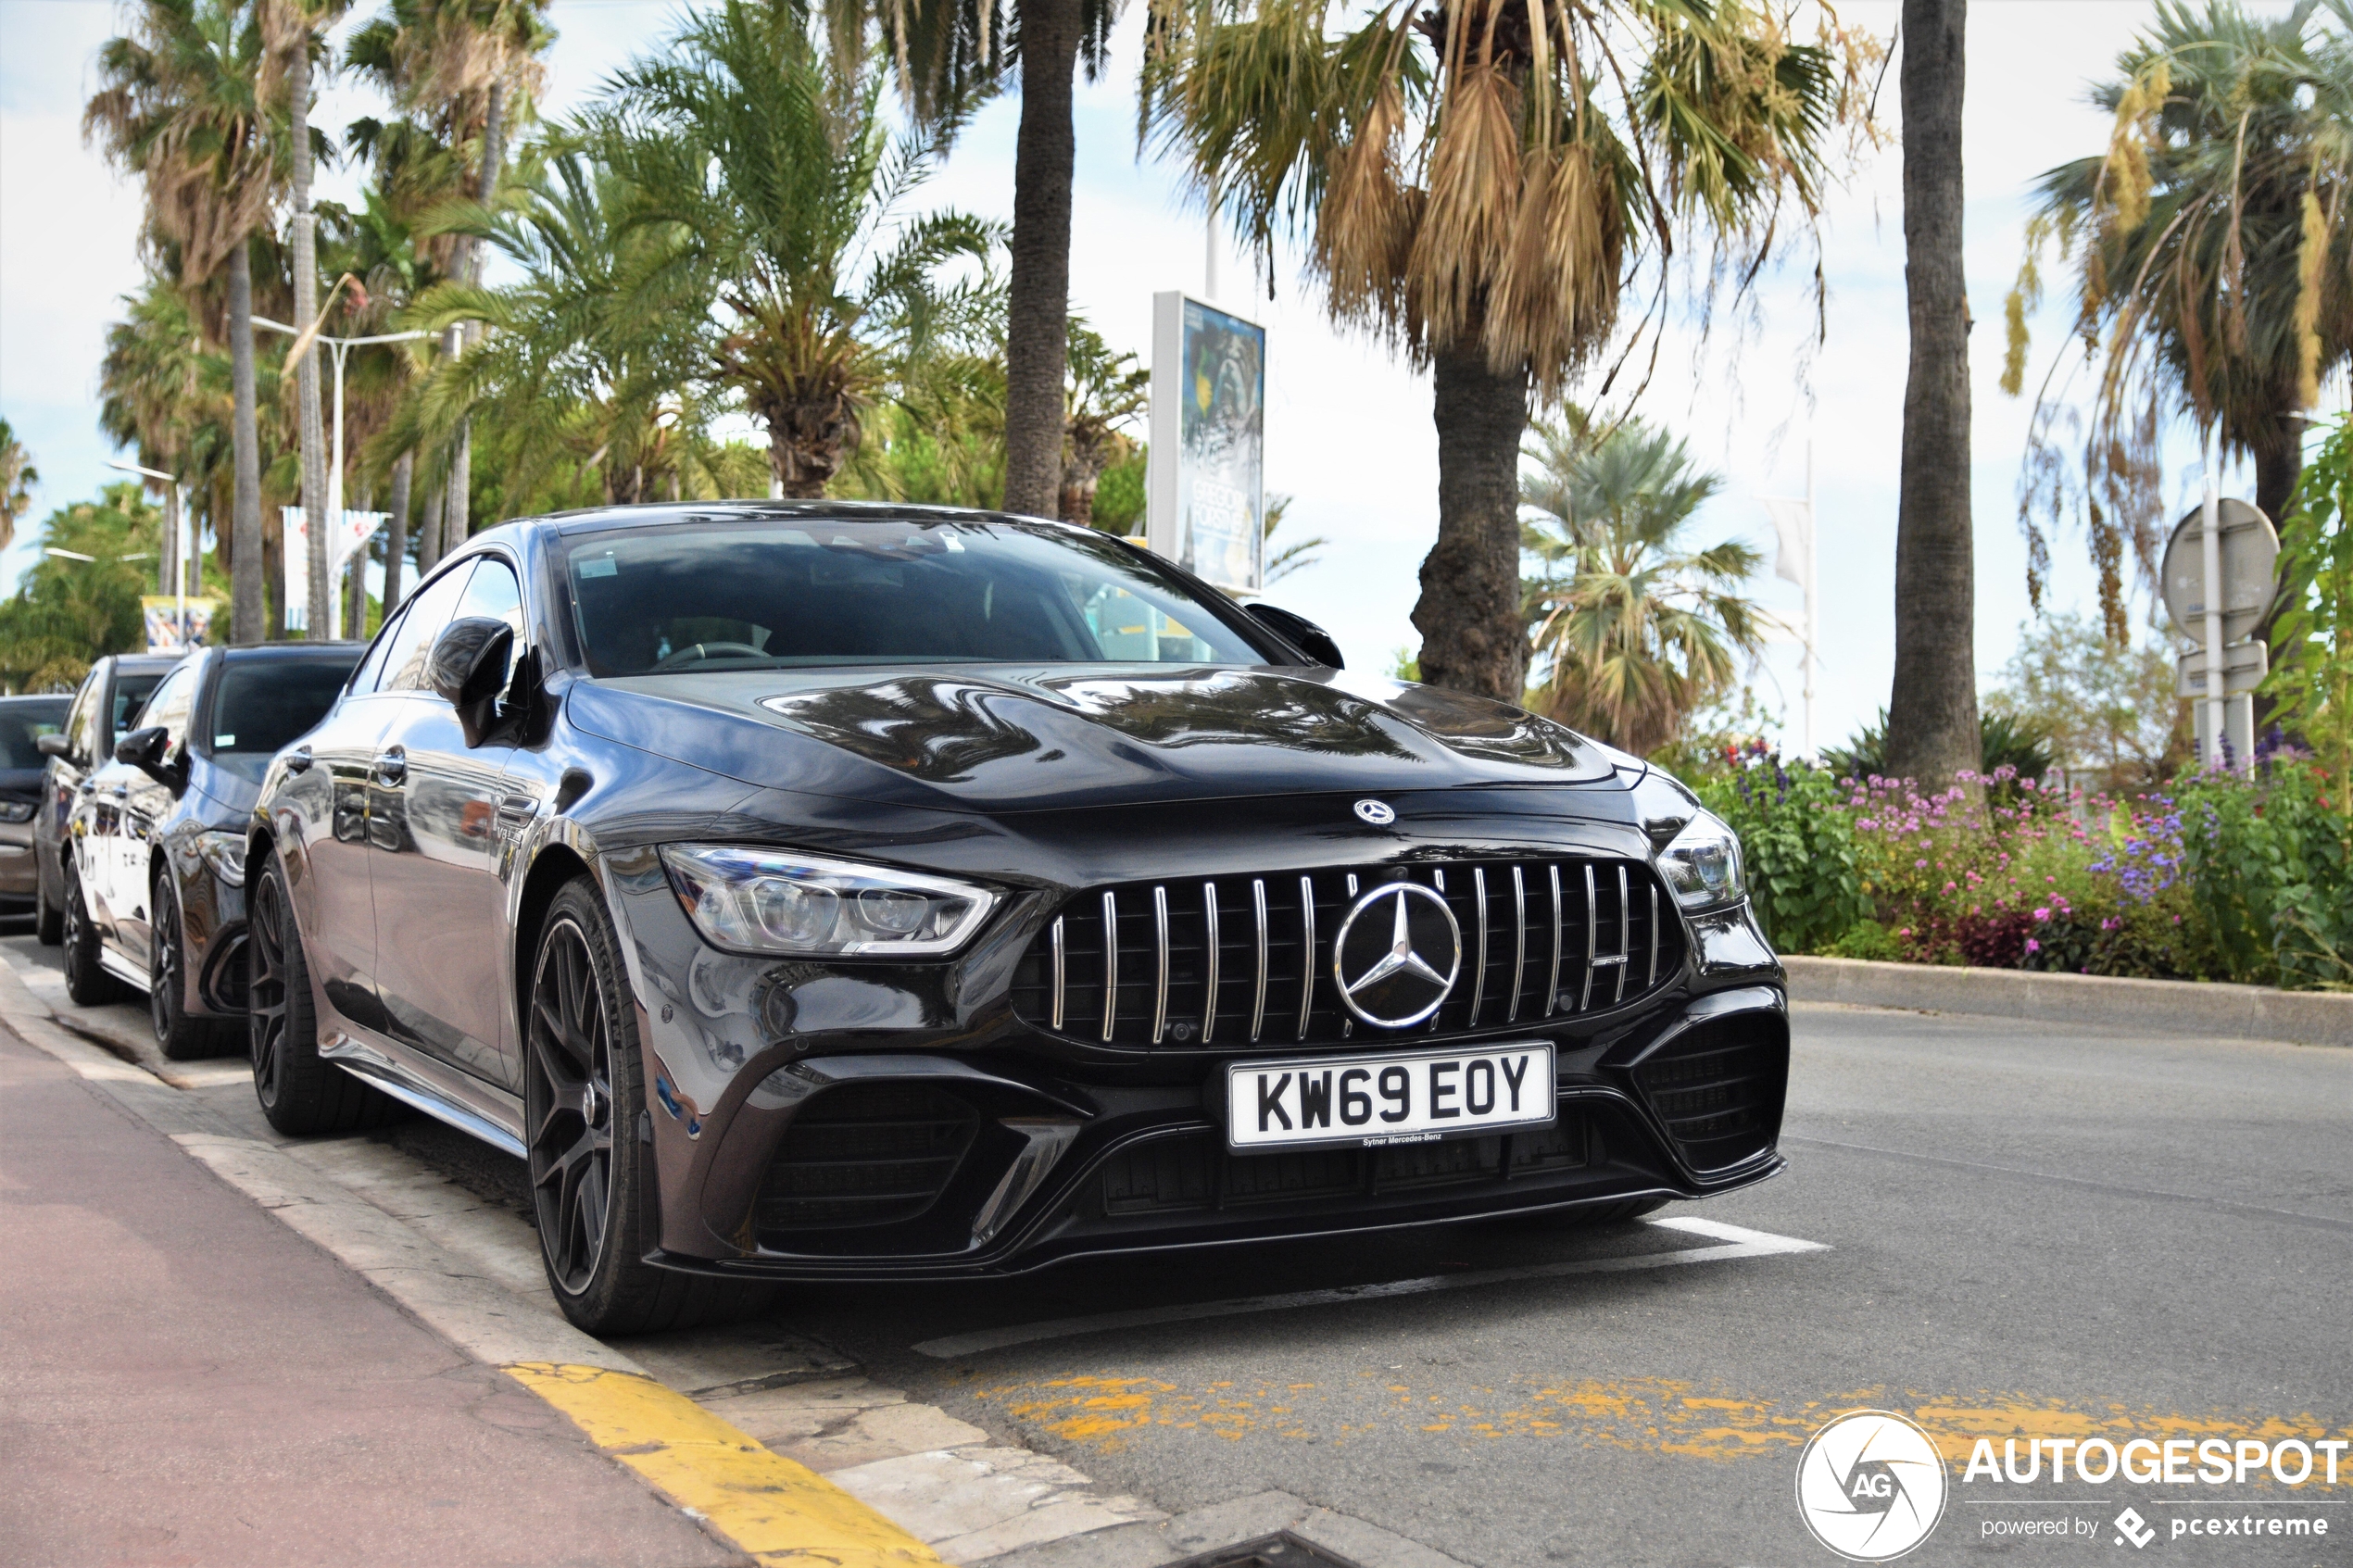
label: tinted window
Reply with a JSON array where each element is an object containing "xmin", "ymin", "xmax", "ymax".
[
  {"xmin": 382, "ymin": 563, "xmax": 477, "ymax": 693},
  {"xmin": 353, "ymin": 605, "xmax": 408, "ymax": 695},
  {"xmin": 452, "ymin": 558, "xmax": 524, "ymax": 689},
  {"xmin": 0, "ymin": 699, "xmax": 69, "ymax": 769},
  {"xmin": 135, "ymin": 666, "xmax": 197, "ymax": 746},
  {"xmin": 111, "ymin": 671, "xmax": 163, "ymax": 737},
  {"xmin": 63, "ymin": 676, "xmax": 99, "ymax": 767},
  {"xmin": 562, "ymin": 521, "xmax": 1268, "ymax": 677},
  {"xmin": 212, "ymin": 659, "xmax": 361, "ymax": 756}
]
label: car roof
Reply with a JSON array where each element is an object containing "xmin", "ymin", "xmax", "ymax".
[
  {"xmin": 218, "ymin": 642, "xmax": 366, "ymax": 664},
  {"xmin": 112, "ymin": 654, "xmax": 182, "ymax": 674},
  {"xmin": 0, "ymin": 693, "xmax": 71, "ymax": 708},
  {"xmin": 536, "ymin": 499, "xmax": 1052, "ymax": 537}
]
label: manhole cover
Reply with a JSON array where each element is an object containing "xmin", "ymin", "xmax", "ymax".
[{"xmin": 1163, "ymin": 1532, "xmax": 1367, "ymax": 1568}]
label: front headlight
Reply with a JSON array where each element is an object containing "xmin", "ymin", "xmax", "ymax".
[
  {"xmin": 198, "ymin": 830, "xmax": 246, "ymax": 887},
  {"xmin": 660, "ymin": 844, "xmax": 999, "ymax": 958},
  {"xmin": 1655, "ymin": 811, "xmax": 1745, "ymax": 912},
  {"xmin": 0, "ymin": 798, "xmax": 34, "ymax": 824}
]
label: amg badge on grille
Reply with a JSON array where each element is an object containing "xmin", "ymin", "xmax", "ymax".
[{"xmin": 1331, "ymin": 882, "xmax": 1462, "ymax": 1027}]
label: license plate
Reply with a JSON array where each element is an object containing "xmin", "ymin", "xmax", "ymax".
[{"xmin": 1225, "ymin": 1043, "xmax": 1555, "ymax": 1152}]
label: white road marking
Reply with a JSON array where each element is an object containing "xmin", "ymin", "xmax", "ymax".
[{"xmin": 910, "ymin": 1215, "xmax": 1830, "ymax": 1359}]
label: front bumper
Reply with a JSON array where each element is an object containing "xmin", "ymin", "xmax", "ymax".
[{"xmin": 610, "ymin": 828, "xmax": 1788, "ymax": 1282}]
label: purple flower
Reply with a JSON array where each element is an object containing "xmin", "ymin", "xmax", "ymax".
[{"xmin": 2024, "ymin": 938, "xmax": 2041, "ymax": 953}]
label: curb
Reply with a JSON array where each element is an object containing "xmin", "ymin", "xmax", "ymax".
[{"xmin": 1781, "ymin": 955, "xmax": 2353, "ymax": 1046}]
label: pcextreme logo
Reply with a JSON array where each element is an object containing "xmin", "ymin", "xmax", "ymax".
[{"xmin": 1794, "ymin": 1410, "xmax": 1951, "ymax": 1562}]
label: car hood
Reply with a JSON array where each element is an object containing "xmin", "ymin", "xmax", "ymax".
[{"xmin": 567, "ymin": 665, "xmax": 1617, "ymax": 815}]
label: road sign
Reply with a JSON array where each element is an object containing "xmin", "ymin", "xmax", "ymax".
[
  {"xmin": 2177, "ymin": 639, "xmax": 2267, "ymax": 698},
  {"xmin": 2160, "ymin": 498, "xmax": 2278, "ymax": 646}
]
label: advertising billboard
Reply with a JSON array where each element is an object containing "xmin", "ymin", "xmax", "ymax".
[{"xmin": 1147, "ymin": 291, "xmax": 1265, "ymax": 594}]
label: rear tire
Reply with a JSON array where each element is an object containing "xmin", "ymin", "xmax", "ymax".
[
  {"xmin": 248, "ymin": 849, "xmax": 402, "ymax": 1135},
  {"xmin": 61, "ymin": 858, "xmax": 121, "ymax": 1006},
  {"xmin": 525, "ymin": 877, "xmax": 770, "ymax": 1336},
  {"xmin": 150, "ymin": 873, "xmax": 224, "ymax": 1060},
  {"xmin": 35, "ymin": 869, "xmax": 63, "ymax": 946}
]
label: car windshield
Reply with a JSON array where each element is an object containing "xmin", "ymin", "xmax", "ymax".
[
  {"xmin": 0, "ymin": 699, "xmax": 69, "ymax": 768},
  {"xmin": 212, "ymin": 659, "xmax": 358, "ymax": 759},
  {"xmin": 112, "ymin": 672, "xmax": 162, "ymax": 732},
  {"xmin": 561, "ymin": 518, "xmax": 1273, "ymax": 677}
]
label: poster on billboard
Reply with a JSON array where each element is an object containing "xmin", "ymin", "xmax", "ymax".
[
  {"xmin": 143, "ymin": 596, "xmax": 219, "ymax": 654},
  {"xmin": 1147, "ymin": 291, "xmax": 1265, "ymax": 595}
]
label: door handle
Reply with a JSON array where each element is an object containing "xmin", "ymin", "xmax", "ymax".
[
  {"xmin": 285, "ymin": 746, "xmax": 314, "ymax": 774},
  {"xmin": 496, "ymin": 793, "xmax": 540, "ymax": 822},
  {"xmin": 372, "ymin": 747, "xmax": 408, "ymax": 785}
]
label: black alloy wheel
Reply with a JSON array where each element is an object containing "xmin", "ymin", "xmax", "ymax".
[
  {"xmin": 149, "ymin": 872, "xmax": 220, "ymax": 1060},
  {"xmin": 247, "ymin": 849, "xmax": 399, "ymax": 1135},
  {"xmin": 61, "ymin": 857, "xmax": 120, "ymax": 1007},
  {"xmin": 524, "ymin": 876, "xmax": 769, "ymax": 1336},
  {"xmin": 528, "ymin": 909, "xmax": 617, "ymax": 1298}
]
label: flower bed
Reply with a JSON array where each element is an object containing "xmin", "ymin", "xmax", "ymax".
[{"xmin": 1692, "ymin": 750, "xmax": 2353, "ymax": 991}]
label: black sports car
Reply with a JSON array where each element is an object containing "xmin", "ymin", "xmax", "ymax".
[
  {"xmin": 249, "ymin": 503, "xmax": 1786, "ymax": 1336},
  {"xmin": 62, "ymin": 644, "xmax": 362, "ymax": 1055}
]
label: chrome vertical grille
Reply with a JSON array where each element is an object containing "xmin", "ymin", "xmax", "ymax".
[{"xmin": 1012, "ymin": 857, "xmax": 1681, "ymax": 1049}]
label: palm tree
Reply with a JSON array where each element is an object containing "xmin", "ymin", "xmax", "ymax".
[
  {"xmin": 848, "ymin": 0, "xmax": 1118, "ymax": 518},
  {"xmin": 346, "ymin": 0, "xmax": 553, "ymax": 555},
  {"xmin": 2006, "ymin": 2, "xmax": 2353, "ymax": 631},
  {"xmin": 1061, "ymin": 321, "xmax": 1147, "ymax": 524},
  {"xmin": 1886, "ymin": 0, "xmax": 1977, "ymax": 786},
  {"xmin": 400, "ymin": 149, "xmax": 746, "ymax": 509},
  {"xmin": 1148, "ymin": 0, "xmax": 1860, "ymax": 704},
  {"xmin": 87, "ymin": 0, "xmax": 290, "ymax": 645},
  {"xmin": 1264, "ymin": 493, "xmax": 1326, "ymax": 582},
  {"xmin": 583, "ymin": 0, "xmax": 1000, "ymax": 495},
  {"xmin": 1519, "ymin": 411, "xmax": 1768, "ymax": 758},
  {"xmin": 0, "ymin": 420, "xmax": 36, "ymax": 553}
]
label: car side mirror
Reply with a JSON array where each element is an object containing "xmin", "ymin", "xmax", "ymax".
[
  {"xmin": 36, "ymin": 733, "xmax": 68, "ymax": 759},
  {"xmin": 1245, "ymin": 603, "xmax": 1346, "ymax": 670},
  {"xmin": 427, "ymin": 616, "xmax": 518, "ymax": 747},
  {"xmin": 114, "ymin": 724, "xmax": 186, "ymax": 792}
]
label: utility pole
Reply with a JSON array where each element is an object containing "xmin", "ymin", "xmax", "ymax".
[
  {"xmin": 289, "ymin": 19, "xmax": 330, "ymax": 640},
  {"xmin": 107, "ymin": 458, "xmax": 190, "ymax": 647}
]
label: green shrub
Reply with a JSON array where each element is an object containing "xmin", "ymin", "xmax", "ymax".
[
  {"xmin": 1826, "ymin": 920, "xmax": 1902, "ymax": 960},
  {"xmin": 2177, "ymin": 762, "xmax": 2353, "ymax": 990},
  {"xmin": 1694, "ymin": 758, "xmax": 1867, "ymax": 954}
]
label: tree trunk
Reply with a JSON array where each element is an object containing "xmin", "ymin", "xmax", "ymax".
[
  {"xmin": 384, "ymin": 448, "xmax": 412, "ymax": 615},
  {"xmin": 228, "ymin": 243, "xmax": 265, "ymax": 646},
  {"xmin": 435, "ymin": 82, "xmax": 507, "ymax": 556},
  {"xmin": 1411, "ymin": 338, "xmax": 1530, "ymax": 703},
  {"xmin": 291, "ymin": 35, "xmax": 331, "ymax": 640},
  {"xmin": 419, "ymin": 477, "xmax": 445, "ymax": 576},
  {"xmin": 1885, "ymin": 0, "xmax": 1980, "ymax": 789},
  {"xmin": 2250, "ymin": 413, "xmax": 2303, "ymax": 528},
  {"xmin": 1000, "ymin": 0, "xmax": 1082, "ymax": 519}
]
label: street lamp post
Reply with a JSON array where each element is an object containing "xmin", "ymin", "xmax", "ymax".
[
  {"xmin": 106, "ymin": 458, "xmax": 190, "ymax": 647},
  {"xmin": 253, "ymin": 318, "xmax": 433, "ymax": 636}
]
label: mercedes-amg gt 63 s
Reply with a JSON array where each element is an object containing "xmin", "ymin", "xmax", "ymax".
[{"xmin": 248, "ymin": 503, "xmax": 1786, "ymax": 1335}]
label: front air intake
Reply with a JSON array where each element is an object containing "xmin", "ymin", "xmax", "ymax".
[
  {"xmin": 752, "ymin": 1084, "xmax": 980, "ymax": 1231},
  {"xmin": 1629, "ymin": 1015, "xmax": 1787, "ymax": 1173}
]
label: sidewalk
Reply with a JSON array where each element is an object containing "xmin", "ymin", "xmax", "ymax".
[{"xmin": 0, "ymin": 1024, "xmax": 745, "ymax": 1568}]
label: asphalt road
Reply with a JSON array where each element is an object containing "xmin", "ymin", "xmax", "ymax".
[{"xmin": 6, "ymin": 914, "xmax": 2347, "ymax": 1568}]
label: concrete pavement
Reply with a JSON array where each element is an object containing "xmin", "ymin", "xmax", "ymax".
[{"xmin": 0, "ymin": 1023, "xmax": 745, "ymax": 1568}]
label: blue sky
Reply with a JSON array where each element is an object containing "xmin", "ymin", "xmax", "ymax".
[{"xmin": 0, "ymin": 0, "xmax": 2299, "ymax": 750}]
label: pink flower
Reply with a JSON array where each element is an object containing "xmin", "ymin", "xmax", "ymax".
[
  {"xmin": 2033, "ymin": 907, "xmax": 2051, "ymax": 922},
  {"xmin": 1944, "ymin": 882, "xmax": 1957, "ymax": 894},
  {"xmin": 2024, "ymin": 938, "xmax": 2041, "ymax": 953}
]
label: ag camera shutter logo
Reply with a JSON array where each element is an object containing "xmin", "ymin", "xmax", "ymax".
[{"xmin": 1794, "ymin": 1410, "xmax": 1949, "ymax": 1562}]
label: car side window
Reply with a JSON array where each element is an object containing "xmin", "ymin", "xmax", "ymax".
[
  {"xmin": 353, "ymin": 604, "xmax": 409, "ymax": 696},
  {"xmin": 381, "ymin": 563, "xmax": 478, "ymax": 694},
  {"xmin": 135, "ymin": 667, "xmax": 197, "ymax": 747},
  {"xmin": 63, "ymin": 674, "xmax": 98, "ymax": 767},
  {"xmin": 451, "ymin": 558, "xmax": 524, "ymax": 689}
]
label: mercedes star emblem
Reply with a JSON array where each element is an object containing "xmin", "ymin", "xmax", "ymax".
[
  {"xmin": 1354, "ymin": 799, "xmax": 1396, "ymax": 825},
  {"xmin": 1330, "ymin": 882, "xmax": 1462, "ymax": 1028}
]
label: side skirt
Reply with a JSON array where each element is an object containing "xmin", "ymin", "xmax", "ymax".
[{"xmin": 321, "ymin": 1029, "xmax": 527, "ymax": 1159}]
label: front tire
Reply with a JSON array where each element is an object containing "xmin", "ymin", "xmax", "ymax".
[
  {"xmin": 62, "ymin": 857, "xmax": 121, "ymax": 1006},
  {"xmin": 526, "ymin": 877, "xmax": 765, "ymax": 1336},
  {"xmin": 248, "ymin": 849, "xmax": 400, "ymax": 1135},
  {"xmin": 150, "ymin": 872, "xmax": 224, "ymax": 1060}
]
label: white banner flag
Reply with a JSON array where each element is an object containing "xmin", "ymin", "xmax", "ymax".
[
  {"xmin": 281, "ymin": 507, "xmax": 388, "ymax": 633},
  {"xmin": 1760, "ymin": 495, "xmax": 1812, "ymax": 589}
]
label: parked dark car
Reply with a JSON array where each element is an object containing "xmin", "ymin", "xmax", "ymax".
[
  {"xmin": 249, "ymin": 503, "xmax": 1784, "ymax": 1336},
  {"xmin": 63, "ymin": 643, "xmax": 362, "ymax": 1056},
  {"xmin": 36, "ymin": 654, "xmax": 177, "ymax": 944},
  {"xmin": 0, "ymin": 695, "xmax": 73, "ymax": 912}
]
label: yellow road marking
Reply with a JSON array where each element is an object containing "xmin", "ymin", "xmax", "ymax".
[
  {"xmin": 979, "ymin": 1372, "xmax": 2352, "ymax": 1477},
  {"xmin": 506, "ymin": 1362, "xmax": 943, "ymax": 1567}
]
